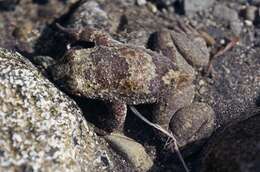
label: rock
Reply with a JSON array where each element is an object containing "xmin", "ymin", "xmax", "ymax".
[
  {"xmin": 244, "ymin": 5, "xmax": 257, "ymax": 21},
  {"xmin": 169, "ymin": 102, "xmax": 215, "ymax": 156},
  {"xmin": 0, "ymin": 48, "xmax": 128, "ymax": 171},
  {"xmin": 199, "ymin": 108, "xmax": 260, "ymax": 172},
  {"xmin": 105, "ymin": 133, "xmax": 153, "ymax": 172},
  {"xmin": 213, "ymin": 4, "xmax": 239, "ymax": 22},
  {"xmin": 68, "ymin": 0, "xmax": 110, "ymax": 30},
  {"xmin": 230, "ymin": 20, "xmax": 242, "ymax": 36},
  {"xmin": 183, "ymin": 0, "xmax": 215, "ymax": 15},
  {"xmin": 136, "ymin": 0, "xmax": 146, "ymax": 6}
]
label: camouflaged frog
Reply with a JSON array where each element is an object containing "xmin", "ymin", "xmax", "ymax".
[{"xmin": 50, "ymin": 23, "xmax": 209, "ymax": 132}]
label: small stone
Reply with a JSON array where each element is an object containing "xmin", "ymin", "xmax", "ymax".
[
  {"xmin": 105, "ymin": 133, "xmax": 153, "ymax": 172},
  {"xmin": 199, "ymin": 86, "xmax": 208, "ymax": 95},
  {"xmin": 169, "ymin": 102, "xmax": 215, "ymax": 156},
  {"xmin": 230, "ymin": 20, "xmax": 242, "ymax": 36},
  {"xmin": 136, "ymin": 0, "xmax": 146, "ymax": 6},
  {"xmin": 147, "ymin": 2, "xmax": 157, "ymax": 13},
  {"xmin": 213, "ymin": 4, "xmax": 239, "ymax": 22},
  {"xmin": 200, "ymin": 108, "xmax": 260, "ymax": 172},
  {"xmin": 245, "ymin": 19, "xmax": 253, "ymax": 26},
  {"xmin": 183, "ymin": 0, "xmax": 215, "ymax": 15},
  {"xmin": 244, "ymin": 5, "xmax": 257, "ymax": 21}
]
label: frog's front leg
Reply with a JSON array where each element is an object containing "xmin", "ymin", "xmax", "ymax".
[{"xmin": 106, "ymin": 101, "xmax": 127, "ymax": 132}]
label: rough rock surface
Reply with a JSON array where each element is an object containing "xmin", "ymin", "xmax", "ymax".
[{"xmin": 0, "ymin": 48, "xmax": 129, "ymax": 172}]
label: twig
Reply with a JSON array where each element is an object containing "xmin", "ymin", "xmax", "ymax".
[
  {"xmin": 206, "ymin": 37, "xmax": 240, "ymax": 76},
  {"xmin": 129, "ymin": 106, "xmax": 190, "ymax": 172}
]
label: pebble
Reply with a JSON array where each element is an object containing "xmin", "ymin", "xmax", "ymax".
[
  {"xmin": 136, "ymin": 0, "xmax": 146, "ymax": 6},
  {"xmin": 169, "ymin": 102, "xmax": 215, "ymax": 156},
  {"xmin": 105, "ymin": 133, "xmax": 153, "ymax": 172},
  {"xmin": 147, "ymin": 2, "xmax": 158, "ymax": 13},
  {"xmin": 245, "ymin": 19, "xmax": 253, "ymax": 26},
  {"xmin": 230, "ymin": 20, "xmax": 242, "ymax": 35}
]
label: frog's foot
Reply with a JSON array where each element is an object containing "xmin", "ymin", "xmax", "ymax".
[
  {"xmin": 170, "ymin": 21, "xmax": 210, "ymax": 67},
  {"xmin": 153, "ymin": 84, "xmax": 195, "ymax": 131},
  {"xmin": 154, "ymin": 29, "xmax": 195, "ymax": 78},
  {"xmin": 106, "ymin": 101, "xmax": 127, "ymax": 133},
  {"xmin": 56, "ymin": 23, "xmax": 118, "ymax": 47}
]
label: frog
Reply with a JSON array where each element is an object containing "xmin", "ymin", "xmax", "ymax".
[{"xmin": 50, "ymin": 22, "xmax": 210, "ymax": 133}]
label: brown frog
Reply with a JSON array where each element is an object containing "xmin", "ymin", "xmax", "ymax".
[{"xmin": 50, "ymin": 23, "xmax": 209, "ymax": 132}]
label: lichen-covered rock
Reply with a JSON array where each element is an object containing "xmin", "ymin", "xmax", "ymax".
[{"xmin": 0, "ymin": 48, "xmax": 127, "ymax": 172}]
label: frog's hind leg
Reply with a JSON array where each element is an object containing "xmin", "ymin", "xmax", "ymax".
[
  {"xmin": 153, "ymin": 85, "xmax": 195, "ymax": 131},
  {"xmin": 106, "ymin": 101, "xmax": 127, "ymax": 133}
]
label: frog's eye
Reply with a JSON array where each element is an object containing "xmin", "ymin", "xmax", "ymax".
[{"xmin": 70, "ymin": 40, "xmax": 95, "ymax": 49}]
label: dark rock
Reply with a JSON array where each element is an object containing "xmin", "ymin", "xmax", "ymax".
[
  {"xmin": 199, "ymin": 108, "xmax": 260, "ymax": 172},
  {"xmin": 0, "ymin": 0, "xmax": 19, "ymax": 11}
]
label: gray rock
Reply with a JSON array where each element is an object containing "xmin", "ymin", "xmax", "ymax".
[
  {"xmin": 184, "ymin": 0, "xmax": 215, "ymax": 15},
  {"xmin": 244, "ymin": 5, "xmax": 257, "ymax": 21},
  {"xmin": 200, "ymin": 108, "xmax": 260, "ymax": 172},
  {"xmin": 105, "ymin": 133, "xmax": 153, "ymax": 172},
  {"xmin": 213, "ymin": 4, "xmax": 239, "ymax": 22},
  {"xmin": 68, "ymin": 0, "xmax": 110, "ymax": 30},
  {"xmin": 169, "ymin": 102, "xmax": 215, "ymax": 156},
  {"xmin": 230, "ymin": 20, "xmax": 242, "ymax": 36},
  {"xmin": 0, "ymin": 48, "xmax": 126, "ymax": 172}
]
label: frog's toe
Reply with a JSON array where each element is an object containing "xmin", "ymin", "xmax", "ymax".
[{"xmin": 175, "ymin": 21, "xmax": 199, "ymax": 37}]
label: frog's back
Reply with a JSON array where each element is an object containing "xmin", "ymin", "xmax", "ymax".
[{"xmin": 52, "ymin": 45, "xmax": 185, "ymax": 104}]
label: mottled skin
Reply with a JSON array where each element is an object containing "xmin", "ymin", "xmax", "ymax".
[{"xmin": 51, "ymin": 24, "xmax": 209, "ymax": 131}]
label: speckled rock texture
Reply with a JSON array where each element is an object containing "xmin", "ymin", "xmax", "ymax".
[{"xmin": 0, "ymin": 48, "xmax": 124, "ymax": 172}]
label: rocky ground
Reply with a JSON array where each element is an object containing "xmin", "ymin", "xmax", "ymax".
[{"xmin": 0, "ymin": 0, "xmax": 259, "ymax": 172}]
